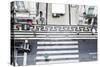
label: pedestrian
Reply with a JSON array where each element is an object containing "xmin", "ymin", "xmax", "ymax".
[{"xmin": 36, "ymin": 11, "xmax": 46, "ymax": 25}]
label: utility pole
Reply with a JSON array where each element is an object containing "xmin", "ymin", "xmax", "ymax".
[
  {"xmin": 68, "ymin": 4, "xmax": 71, "ymax": 25},
  {"xmin": 46, "ymin": 3, "xmax": 48, "ymax": 25},
  {"xmin": 23, "ymin": 40, "xmax": 28, "ymax": 65}
]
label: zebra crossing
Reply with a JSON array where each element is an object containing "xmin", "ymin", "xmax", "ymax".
[{"xmin": 36, "ymin": 40, "xmax": 79, "ymax": 64}]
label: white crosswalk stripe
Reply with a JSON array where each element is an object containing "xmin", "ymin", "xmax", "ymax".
[
  {"xmin": 37, "ymin": 41, "xmax": 78, "ymax": 44},
  {"xmin": 36, "ymin": 40, "xmax": 79, "ymax": 64},
  {"xmin": 36, "ymin": 55, "xmax": 79, "ymax": 60},
  {"xmin": 36, "ymin": 59, "xmax": 79, "ymax": 64},
  {"xmin": 37, "ymin": 45, "xmax": 78, "ymax": 49},
  {"xmin": 37, "ymin": 50, "xmax": 79, "ymax": 54}
]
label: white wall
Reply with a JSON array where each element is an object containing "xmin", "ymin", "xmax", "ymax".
[
  {"xmin": 70, "ymin": 5, "xmax": 79, "ymax": 25},
  {"xmin": 39, "ymin": 3, "xmax": 46, "ymax": 18},
  {"xmin": 47, "ymin": 3, "xmax": 69, "ymax": 25}
]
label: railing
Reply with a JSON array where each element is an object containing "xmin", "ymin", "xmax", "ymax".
[
  {"xmin": 11, "ymin": 23, "xmax": 97, "ymax": 39},
  {"xmin": 13, "ymin": 23, "xmax": 97, "ymax": 33}
]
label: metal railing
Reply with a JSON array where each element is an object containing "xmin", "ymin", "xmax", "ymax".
[{"xmin": 12, "ymin": 23, "xmax": 97, "ymax": 33}]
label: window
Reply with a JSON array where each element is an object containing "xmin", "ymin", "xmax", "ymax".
[
  {"xmin": 87, "ymin": 6, "xmax": 94, "ymax": 15},
  {"xmin": 52, "ymin": 4, "xmax": 65, "ymax": 14},
  {"xmin": 16, "ymin": 1, "xmax": 25, "ymax": 9}
]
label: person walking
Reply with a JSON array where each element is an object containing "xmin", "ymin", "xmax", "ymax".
[{"xmin": 36, "ymin": 11, "xmax": 46, "ymax": 25}]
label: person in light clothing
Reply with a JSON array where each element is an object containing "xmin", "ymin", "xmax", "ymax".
[{"xmin": 36, "ymin": 11, "xmax": 46, "ymax": 25}]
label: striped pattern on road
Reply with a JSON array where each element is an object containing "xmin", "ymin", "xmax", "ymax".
[
  {"xmin": 36, "ymin": 59, "xmax": 79, "ymax": 64},
  {"xmin": 37, "ymin": 50, "xmax": 79, "ymax": 54},
  {"xmin": 36, "ymin": 55, "xmax": 79, "ymax": 60},
  {"xmin": 37, "ymin": 41, "xmax": 78, "ymax": 44},
  {"xmin": 12, "ymin": 32, "xmax": 96, "ymax": 35},
  {"xmin": 13, "ymin": 37, "xmax": 97, "ymax": 40},
  {"xmin": 37, "ymin": 45, "xmax": 78, "ymax": 49},
  {"xmin": 36, "ymin": 40, "xmax": 79, "ymax": 65}
]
